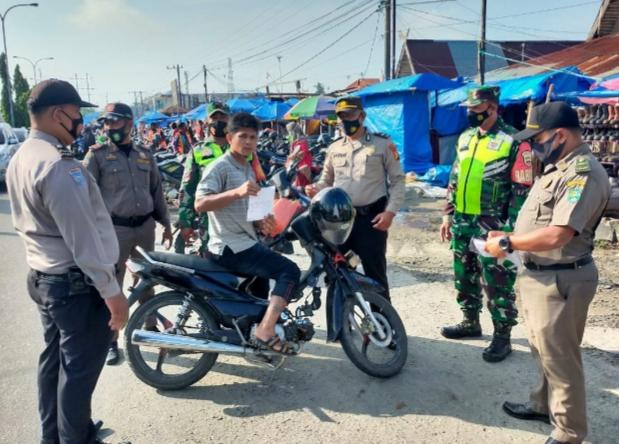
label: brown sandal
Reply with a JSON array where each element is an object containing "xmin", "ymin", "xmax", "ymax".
[{"xmin": 252, "ymin": 334, "xmax": 296, "ymax": 355}]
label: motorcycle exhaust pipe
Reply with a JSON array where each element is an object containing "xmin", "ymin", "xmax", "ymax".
[{"xmin": 131, "ymin": 329, "xmax": 279, "ymax": 357}]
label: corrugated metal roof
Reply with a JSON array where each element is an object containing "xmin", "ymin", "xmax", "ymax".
[
  {"xmin": 589, "ymin": 0, "xmax": 619, "ymax": 39},
  {"xmin": 332, "ymin": 78, "xmax": 380, "ymax": 95},
  {"xmin": 488, "ymin": 33, "xmax": 619, "ymax": 81},
  {"xmin": 396, "ymin": 39, "xmax": 581, "ymax": 79}
]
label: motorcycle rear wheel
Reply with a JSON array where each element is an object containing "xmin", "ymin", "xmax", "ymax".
[
  {"xmin": 125, "ymin": 291, "xmax": 219, "ymax": 390},
  {"xmin": 340, "ymin": 290, "xmax": 408, "ymax": 378}
]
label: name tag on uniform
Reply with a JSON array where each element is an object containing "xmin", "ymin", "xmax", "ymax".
[
  {"xmin": 487, "ymin": 140, "xmax": 501, "ymax": 151},
  {"xmin": 137, "ymin": 158, "xmax": 150, "ymax": 165},
  {"xmin": 105, "ymin": 154, "xmax": 117, "ymax": 160}
]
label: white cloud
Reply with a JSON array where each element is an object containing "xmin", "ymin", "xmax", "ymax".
[{"xmin": 67, "ymin": 0, "xmax": 155, "ymax": 31}]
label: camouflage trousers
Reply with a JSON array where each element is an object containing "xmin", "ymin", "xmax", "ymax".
[
  {"xmin": 175, "ymin": 213, "xmax": 209, "ymax": 255},
  {"xmin": 451, "ymin": 213, "xmax": 518, "ymax": 329}
]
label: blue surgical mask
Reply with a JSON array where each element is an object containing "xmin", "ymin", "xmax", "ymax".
[{"xmin": 531, "ymin": 132, "xmax": 565, "ymax": 165}]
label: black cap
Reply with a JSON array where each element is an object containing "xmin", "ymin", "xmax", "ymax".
[
  {"xmin": 335, "ymin": 96, "xmax": 363, "ymax": 114},
  {"xmin": 514, "ymin": 101, "xmax": 580, "ymax": 141},
  {"xmin": 27, "ymin": 79, "xmax": 96, "ymax": 112},
  {"xmin": 100, "ymin": 102, "xmax": 133, "ymax": 121}
]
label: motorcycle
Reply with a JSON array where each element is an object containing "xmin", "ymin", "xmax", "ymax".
[
  {"xmin": 154, "ymin": 148, "xmax": 186, "ymax": 204},
  {"xmin": 123, "ymin": 168, "xmax": 407, "ymax": 390}
]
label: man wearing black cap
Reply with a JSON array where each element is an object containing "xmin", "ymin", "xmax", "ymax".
[
  {"xmin": 485, "ymin": 101, "xmax": 610, "ymax": 444},
  {"xmin": 6, "ymin": 79, "xmax": 130, "ymax": 443},
  {"xmin": 84, "ymin": 103, "xmax": 173, "ymax": 365},
  {"xmin": 177, "ymin": 102, "xmax": 230, "ymax": 253}
]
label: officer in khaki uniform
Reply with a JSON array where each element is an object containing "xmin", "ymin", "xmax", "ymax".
[
  {"xmin": 84, "ymin": 103, "xmax": 172, "ymax": 365},
  {"xmin": 7, "ymin": 80, "xmax": 130, "ymax": 444},
  {"xmin": 485, "ymin": 102, "xmax": 610, "ymax": 444},
  {"xmin": 306, "ymin": 96, "xmax": 405, "ymax": 300}
]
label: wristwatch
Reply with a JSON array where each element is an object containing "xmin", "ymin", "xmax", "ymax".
[{"xmin": 498, "ymin": 236, "xmax": 513, "ymax": 254}]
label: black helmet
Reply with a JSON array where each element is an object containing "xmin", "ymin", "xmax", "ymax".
[{"xmin": 309, "ymin": 187, "xmax": 356, "ymax": 246}]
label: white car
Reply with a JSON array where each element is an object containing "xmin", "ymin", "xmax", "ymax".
[{"xmin": 0, "ymin": 123, "xmax": 20, "ymax": 184}]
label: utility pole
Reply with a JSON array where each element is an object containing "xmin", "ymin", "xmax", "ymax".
[
  {"xmin": 227, "ymin": 58, "xmax": 234, "ymax": 95},
  {"xmin": 166, "ymin": 64, "xmax": 183, "ymax": 108},
  {"xmin": 83, "ymin": 73, "xmax": 94, "ymax": 104},
  {"xmin": 129, "ymin": 90, "xmax": 139, "ymax": 115},
  {"xmin": 391, "ymin": 0, "xmax": 396, "ymax": 79},
  {"xmin": 384, "ymin": 0, "xmax": 392, "ymax": 81},
  {"xmin": 202, "ymin": 64, "xmax": 208, "ymax": 103},
  {"xmin": 139, "ymin": 91, "xmax": 144, "ymax": 114},
  {"xmin": 73, "ymin": 73, "xmax": 80, "ymax": 93},
  {"xmin": 184, "ymin": 70, "xmax": 190, "ymax": 108},
  {"xmin": 478, "ymin": 0, "xmax": 487, "ymax": 85}
]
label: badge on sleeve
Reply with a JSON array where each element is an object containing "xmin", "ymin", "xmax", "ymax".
[
  {"xmin": 69, "ymin": 167, "xmax": 86, "ymax": 186},
  {"xmin": 388, "ymin": 142, "xmax": 400, "ymax": 161},
  {"xmin": 566, "ymin": 178, "xmax": 586, "ymax": 204}
]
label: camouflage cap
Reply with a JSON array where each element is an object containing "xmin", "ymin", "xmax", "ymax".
[
  {"xmin": 207, "ymin": 101, "xmax": 230, "ymax": 117},
  {"xmin": 460, "ymin": 86, "xmax": 500, "ymax": 107},
  {"xmin": 335, "ymin": 96, "xmax": 363, "ymax": 114}
]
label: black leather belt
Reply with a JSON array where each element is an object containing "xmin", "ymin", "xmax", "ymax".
[
  {"xmin": 524, "ymin": 256, "xmax": 592, "ymax": 271},
  {"xmin": 32, "ymin": 267, "xmax": 95, "ymax": 293},
  {"xmin": 355, "ymin": 196, "xmax": 387, "ymax": 217},
  {"xmin": 111, "ymin": 212, "xmax": 153, "ymax": 228}
]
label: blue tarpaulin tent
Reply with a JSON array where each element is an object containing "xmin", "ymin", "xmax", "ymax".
[
  {"xmin": 183, "ymin": 104, "xmax": 207, "ymax": 121},
  {"xmin": 354, "ymin": 73, "xmax": 462, "ymax": 174},
  {"xmin": 136, "ymin": 111, "xmax": 170, "ymax": 125},
  {"xmin": 83, "ymin": 111, "xmax": 101, "ymax": 125},
  {"xmin": 252, "ymin": 101, "xmax": 292, "ymax": 121},
  {"xmin": 227, "ymin": 97, "xmax": 266, "ymax": 113},
  {"xmin": 432, "ymin": 67, "xmax": 594, "ymax": 137}
]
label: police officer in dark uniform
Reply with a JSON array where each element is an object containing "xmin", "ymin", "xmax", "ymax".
[
  {"xmin": 306, "ymin": 96, "xmax": 405, "ymax": 300},
  {"xmin": 6, "ymin": 79, "xmax": 130, "ymax": 444}
]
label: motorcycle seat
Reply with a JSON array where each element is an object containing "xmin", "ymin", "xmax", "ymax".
[{"xmin": 149, "ymin": 252, "xmax": 232, "ymax": 274}]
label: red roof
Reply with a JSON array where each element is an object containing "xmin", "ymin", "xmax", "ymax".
[
  {"xmin": 493, "ymin": 32, "xmax": 619, "ymax": 80},
  {"xmin": 333, "ymin": 78, "xmax": 380, "ymax": 95}
]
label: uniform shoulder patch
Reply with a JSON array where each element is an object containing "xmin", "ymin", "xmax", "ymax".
[
  {"xmin": 68, "ymin": 167, "xmax": 86, "ymax": 186},
  {"xmin": 388, "ymin": 142, "xmax": 400, "ymax": 161},
  {"xmin": 574, "ymin": 156, "xmax": 591, "ymax": 174}
]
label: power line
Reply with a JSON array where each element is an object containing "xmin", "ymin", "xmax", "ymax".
[
  {"xmin": 203, "ymin": 0, "xmax": 368, "ymax": 69},
  {"xmin": 260, "ymin": 10, "xmax": 378, "ymax": 89},
  {"xmin": 210, "ymin": 0, "xmax": 377, "ymax": 70},
  {"xmin": 363, "ymin": 12, "xmax": 381, "ymax": 76}
]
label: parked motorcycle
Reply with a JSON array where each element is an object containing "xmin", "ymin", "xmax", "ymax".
[
  {"xmin": 123, "ymin": 168, "xmax": 407, "ymax": 390},
  {"xmin": 154, "ymin": 149, "xmax": 185, "ymax": 203}
]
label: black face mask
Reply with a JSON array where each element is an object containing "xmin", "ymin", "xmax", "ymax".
[
  {"xmin": 467, "ymin": 109, "xmax": 491, "ymax": 128},
  {"xmin": 210, "ymin": 120, "xmax": 227, "ymax": 138},
  {"xmin": 531, "ymin": 132, "xmax": 565, "ymax": 165},
  {"xmin": 342, "ymin": 119, "xmax": 361, "ymax": 136},
  {"xmin": 60, "ymin": 110, "xmax": 84, "ymax": 140},
  {"xmin": 106, "ymin": 126, "xmax": 128, "ymax": 144}
]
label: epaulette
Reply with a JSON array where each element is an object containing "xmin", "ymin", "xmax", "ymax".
[
  {"xmin": 55, "ymin": 145, "xmax": 75, "ymax": 159},
  {"xmin": 372, "ymin": 132, "xmax": 389, "ymax": 139},
  {"xmin": 574, "ymin": 156, "xmax": 591, "ymax": 174}
]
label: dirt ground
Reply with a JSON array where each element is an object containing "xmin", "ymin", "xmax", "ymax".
[{"xmin": 391, "ymin": 186, "xmax": 619, "ymax": 332}]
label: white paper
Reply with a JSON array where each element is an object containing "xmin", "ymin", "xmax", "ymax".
[
  {"xmin": 470, "ymin": 237, "xmax": 522, "ymax": 267},
  {"xmin": 247, "ymin": 186, "xmax": 275, "ymax": 221}
]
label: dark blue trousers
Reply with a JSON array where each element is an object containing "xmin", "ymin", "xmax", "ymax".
[{"xmin": 27, "ymin": 270, "xmax": 112, "ymax": 444}]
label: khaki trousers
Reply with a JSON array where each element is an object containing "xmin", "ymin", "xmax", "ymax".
[
  {"xmin": 518, "ymin": 262, "xmax": 597, "ymax": 444},
  {"xmin": 113, "ymin": 217, "xmax": 157, "ymax": 337}
]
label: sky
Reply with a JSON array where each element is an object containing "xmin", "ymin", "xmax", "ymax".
[{"xmin": 3, "ymin": 0, "xmax": 603, "ymax": 110}]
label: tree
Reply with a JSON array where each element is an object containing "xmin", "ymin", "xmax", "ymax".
[
  {"xmin": 13, "ymin": 64, "xmax": 30, "ymax": 127},
  {"xmin": 314, "ymin": 82, "xmax": 326, "ymax": 95},
  {"xmin": 0, "ymin": 53, "xmax": 9, "ymax": 123}
]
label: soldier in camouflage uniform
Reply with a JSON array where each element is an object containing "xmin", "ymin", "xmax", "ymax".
[
  {"xmin": 177, "ymin": 102, "xmax": 230, "ymax": 254},
  {"xmin": 439, "ymin": 86, "xmax": 533, "ymax": 362}
]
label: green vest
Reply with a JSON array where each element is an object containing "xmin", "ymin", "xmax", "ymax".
[
  {"xmin": 193, "ymin": 141, "xmax": 225, "ymax": 167},
  {"xmin": 455, "ymin": 127, "xmax": 514, "ymax": 216}
]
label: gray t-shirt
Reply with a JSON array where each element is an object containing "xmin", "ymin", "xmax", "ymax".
[{"xmin": 196, "ymin": 151, "xmax": 258, "ymax": 254}]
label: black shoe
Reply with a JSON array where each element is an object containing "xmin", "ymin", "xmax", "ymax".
[
  {"xmin": 482, "ymin": 335, "xmax": 512, "ymax": 362},
  {"xmin": 106, "ymin": 343, "xmax": 119, "ymax": 366},
  {"xmin": 440, "ymin": 320, "xmax": 481, "ymax": 339},
  {"xmin": 545, "ymin": 438, "xmax": 568, "ymax": 444},
  {"xmin": 502, "ymin": 401, "xmax": 550, "ymax": 424}
]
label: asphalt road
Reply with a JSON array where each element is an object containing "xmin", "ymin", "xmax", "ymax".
[{"xmin": 0, "ymin": 190, "xmax": 617, "ymax": 444}]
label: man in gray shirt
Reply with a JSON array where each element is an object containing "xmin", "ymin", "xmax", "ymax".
[
  {"xmin": 195, "ymin": 113, "xmax": 300, "ymax": 354},
  {"xmin": 7, "ymin": 79, "xmax": 129, "ymax": 444}
]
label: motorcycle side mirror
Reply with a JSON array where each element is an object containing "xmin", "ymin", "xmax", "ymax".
[{"xmin": 270, "ymin": 167, "xmax": 291, "ymax": 197}]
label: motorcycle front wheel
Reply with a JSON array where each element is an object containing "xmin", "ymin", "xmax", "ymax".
[
  {"xmin": 340, "ymin": 290, "xmax": 408, "ymax": 378},
  {"xmin": 125, "ymin": 291, "xmax": 219, "ymax": 390}
]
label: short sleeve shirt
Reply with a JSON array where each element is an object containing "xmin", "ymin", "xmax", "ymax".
[
  {"xmin": 196, "ymin": 151, "xmax": 258, "ymax": 254},
  {"xmin": 514, "ymin": 144, "xmax": 610, "ymax": 265}
]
